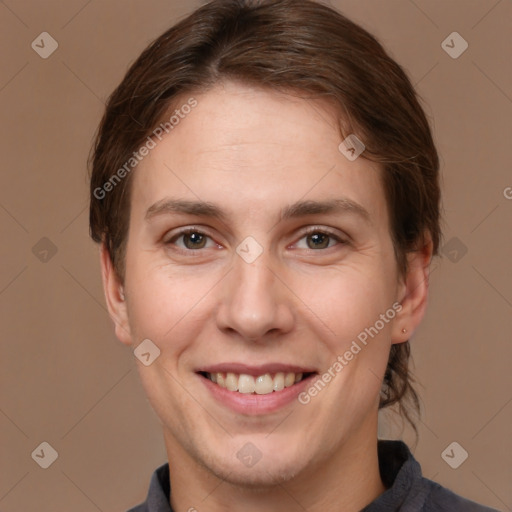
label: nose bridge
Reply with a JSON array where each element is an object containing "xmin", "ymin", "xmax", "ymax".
[{"xmin": 216, "ymin": 249, "xmax": 293, "ymax": 340}]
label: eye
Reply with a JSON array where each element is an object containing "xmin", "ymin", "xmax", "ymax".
[
  {"xmin": 165, "ymin": 228, "xmax": 217, "ymax": 250},
  {"xmin": 295, "ymin": 228, "xmax": 346, "ymax": 250}
]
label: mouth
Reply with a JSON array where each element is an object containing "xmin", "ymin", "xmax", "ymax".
[
  {"xmin": 196, "ymin": 364, "xmax": 319, "ymax": 414},
  {"xmin": 197, "ymin": 370, "xmax": 317, "ymax": 395}
]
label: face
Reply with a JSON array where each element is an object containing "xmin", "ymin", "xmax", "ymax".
[{"xmin": 102, "ymin": 81, "xmax": 429, "ymax": 488}]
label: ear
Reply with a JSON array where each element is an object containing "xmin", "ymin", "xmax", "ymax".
[
  {"xmin": 99, "ymin": 243, "xmax": 133, "ymax": 346},
  {"xmin": 391, "ymin": 233, "xmax": 434, "ymax": 344}
]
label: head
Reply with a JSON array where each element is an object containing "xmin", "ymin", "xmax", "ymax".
[{"xmin": 89, "ymin": 0, "xmax": 440, "ymax": 487}]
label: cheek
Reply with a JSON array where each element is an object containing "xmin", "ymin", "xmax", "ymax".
[
  {"xmin": 123, "ymin": 259, "xmax": 217, "ymax": 350},
  {"xmin": 288, "ymin": 262, "xmax": 396, "ymax": 345}
]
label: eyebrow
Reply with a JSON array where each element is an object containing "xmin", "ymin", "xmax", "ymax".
[
  {"xmin": 281, "ymin": 198, "xmax": 371, "ymax": 224},
  {"xmin": 145, "ymin": 197, "xmax": 371, "ymax": 224},
  {"xmin": 145, "ymin": 199, "xmax": 228, "ymax": 221}
]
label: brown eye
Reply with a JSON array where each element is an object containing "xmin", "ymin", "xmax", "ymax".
[
  {"xmin": 166, "ymin": 229, "xmax": 216, "ymax": 251},
  {"xmin": 306, "ymin": 232, "xmax": 331, "ymax": 249},
  {"xmin": 294, "ymin": 228, "xmax": 347, "ymax": 251},
  {"xmin": 182, "ymin": 231, "xmax": 207, "ymax": 249}
]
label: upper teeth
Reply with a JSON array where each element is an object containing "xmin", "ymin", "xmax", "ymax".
[{"xmin": 208, "ymin": 372, "xmax": 304, "ymax": 395}]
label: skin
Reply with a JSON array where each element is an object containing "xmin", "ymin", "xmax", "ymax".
[{"xmin": 101, "ymin": 81, "xmax": 432, "ymax": 512}]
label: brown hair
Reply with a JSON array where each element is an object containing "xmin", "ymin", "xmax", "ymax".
[{"xmin": 89, "ymin": 0, "xmax": 441, "ymax": 431}]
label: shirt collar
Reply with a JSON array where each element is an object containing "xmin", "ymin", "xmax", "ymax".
[{"xmin": 361, "ymin": 440, "xmax": 427, "ymax": 511}]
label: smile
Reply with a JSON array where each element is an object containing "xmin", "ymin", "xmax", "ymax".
[
  {"xmin": 196, "ymin": 363, "xmax": 319, "ymax": 414},
  {"xmin": 200, "ymin": 371, "xmax": 313, "ymax": 395}
]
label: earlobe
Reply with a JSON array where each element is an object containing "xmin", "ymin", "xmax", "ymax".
[
  {"xmin": 99, "ymin": 244, "xmax": 133, "ymax": 346},
  {"xmin": 391, "ymin": 236, "xmax": 434, "ymax": 344}
]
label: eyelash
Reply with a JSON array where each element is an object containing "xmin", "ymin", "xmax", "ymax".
[{"xmin": 164, "ymin": 226, "xmax": 348, "ymax": 254}]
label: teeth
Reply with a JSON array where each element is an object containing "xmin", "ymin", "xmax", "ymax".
[
  {"xmin": 273, "ymin": 372, "xmax": 285, "ymax": 391},
  {"xmin": 255, "ymin": 374, "xmax": 273, "ymax": 394},
  {"xmin": 225, "ymin": 372, "xmax": 238, "ymax": 391},
  {"xmin": 207, "ymin": 371, "xmax": 308, "ymax": 395},
  {"xmin": 284, "ymin": 372, "xmax": 295, "ymax": 387},
  {"xmin": 238, "ymin": 374, "xmax": 255, "ymax": 393}
]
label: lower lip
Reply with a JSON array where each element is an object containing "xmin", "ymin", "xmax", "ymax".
[{"xmin": 198, "ymin": 373, "xmax": 317, "ymax": 415}]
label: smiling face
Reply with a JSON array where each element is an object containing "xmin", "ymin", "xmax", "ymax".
[{"xmin": 101, "ymin": 80, "xmax": 429, "ymax": 491}]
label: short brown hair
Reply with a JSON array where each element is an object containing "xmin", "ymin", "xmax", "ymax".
[{"xmin": 89, "ymin": 0, "xmax": 441, "ymax": 431}]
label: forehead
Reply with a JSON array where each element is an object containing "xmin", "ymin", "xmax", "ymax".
[{"xmin": 131, "ymin": 81, "xmax": 387, "ymax": 225}]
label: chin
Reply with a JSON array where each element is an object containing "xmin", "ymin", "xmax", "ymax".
[
  {"xmin": 198, "ymin": 443, "xmax": 308, "ymax": 489},
  {"xmin": 213, "ymin": 459, "xmax": 303, "ymax": 489}
]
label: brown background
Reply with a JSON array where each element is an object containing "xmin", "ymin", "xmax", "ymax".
[{"xmin": 1, "ymin": 0, "xmax": 511, "ymax": 510}]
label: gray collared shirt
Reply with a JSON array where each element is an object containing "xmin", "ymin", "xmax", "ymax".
[{"xmin": 127, "ymin": 440, "xmax": 498, "ymax": 511}]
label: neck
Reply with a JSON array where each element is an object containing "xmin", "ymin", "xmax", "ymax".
[{"xmin": 164, "ymin": 416, "xmax": 386, "ymax": 512}]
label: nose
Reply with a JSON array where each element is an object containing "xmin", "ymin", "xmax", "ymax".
[{"xmin": 215, "ymin": 251, "xmax": 295, "ymax": 342}]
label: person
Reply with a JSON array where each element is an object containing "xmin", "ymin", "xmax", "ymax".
[{"xmin": 88, "ymin": 0, "xmax": 498, "ymax": 510}]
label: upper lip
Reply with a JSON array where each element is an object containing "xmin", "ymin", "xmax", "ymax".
[{"xmin": 196, "ymin": 363, "xmax": 317, "ymax": 376}]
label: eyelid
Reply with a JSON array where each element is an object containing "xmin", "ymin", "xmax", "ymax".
[
  {"xmin": 164, "ymin": 225, "xmax": 213, "ymax": 240},
  {"xmin": 300, "ymin": 225, "xmax": 344, "ymax": 237}
]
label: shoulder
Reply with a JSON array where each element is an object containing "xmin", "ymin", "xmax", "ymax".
[
  {"xmin": 126, "ymin": 463, "xmax": 172, "ymax": 512},
  {"xmin": 372, "ymin": 440, "xmax": 499, "ymax": 512},
  {"xmin": 422, "ymin": 478, "xmax": 500, "ymax": 511}
]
